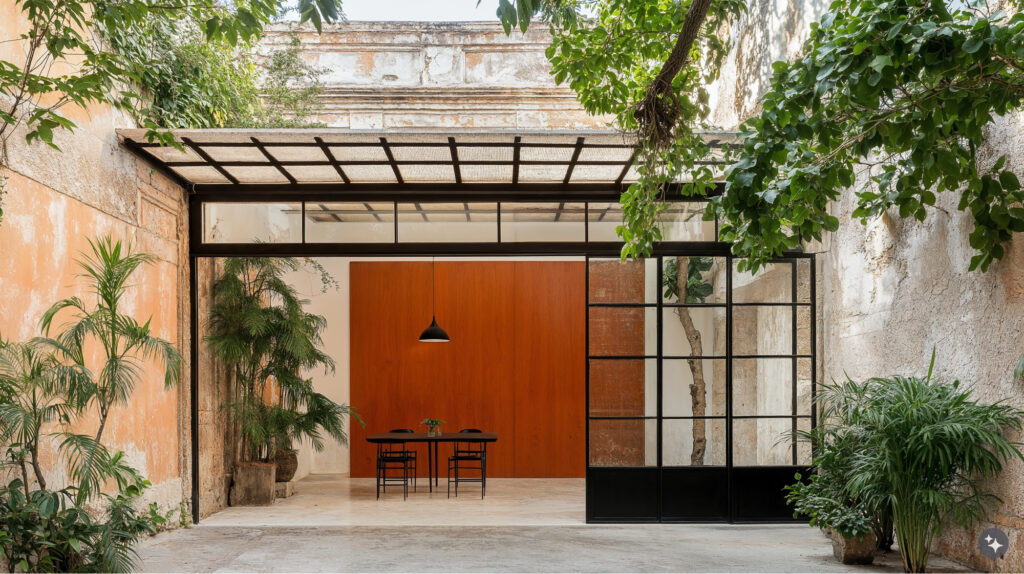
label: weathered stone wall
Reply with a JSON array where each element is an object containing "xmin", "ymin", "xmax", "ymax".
[
  {"xmin": 261, "ymin": 21, "xmax": 613, "ymax": 130},
  {"xmin": 712, "ymin": 2, "xmax": 1024, "ymax": 571},
  {"xmin": 0, "ymin": 4, "xmax": 191, "ymax": 517}
]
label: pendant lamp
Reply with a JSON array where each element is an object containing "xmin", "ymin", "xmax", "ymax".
[{"xmin": 419, "ymin": 258, "xmax": 450, "ymax": 342}]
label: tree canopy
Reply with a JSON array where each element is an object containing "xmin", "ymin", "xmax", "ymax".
[{"xmin": 504, "ymin": 0, "xmax": 1024, "ymax": 272}]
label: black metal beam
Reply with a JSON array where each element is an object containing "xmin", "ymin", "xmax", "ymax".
[
  {"xmin": 380, "ymin": 137, "xmax": 404, "ymax": 184},
  {"xmin": 191, "ymin": 240, "xmax": 737, "ymax": 258},
  {"xmin": 251, "ymin": 137, "xmax": 296, "ymax": 184},
  {"xmin": 314, "ymin": 136, "xmax": 351, "ymax": 184},
  {"xmin": 160, "ymin": 159, "xmax": 647, "ymax": 167},
  {"xmin": 616, "ymin": 149, "xmax": 637, "ymax": 186},
  {"xmin": 512, "ymin": 136, "xmax": 521, "ymax": 185},
  {"xmin": 449, "ymin": 136, "xmax": 462, "ymax": 184},
  {"xmin": 564, "ymin": 136, "xmax": 586, "ymax": 184},
  {"xmin": 181, "ymin": 137, "xmax": 239, "ymax": 184},
  {"xmin": 190, "ymin": 181, "xmax": 725, "ymax": 199}
]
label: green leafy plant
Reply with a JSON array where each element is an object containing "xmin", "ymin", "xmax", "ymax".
[
  {"xmin": 40, "ymin": 236, "xmax": 182, "ymax": 446},
  {"xmin": 420, "ymin": 418, "xmax": 445, "ymax": 431},
  {"xmin": 816, "ymin": 355, "xmax": 1024, "ymax": 572},
  {"xmin": 714, "ymin": 0, "xmax": 1024, "ymax": 272},
  {"xmin": 785, "ymin": 472, "xmax": 873, "ymax": 540},
  {"xmin": 207, "ymin": 257, "xmax": 359, "ymax": 464}
]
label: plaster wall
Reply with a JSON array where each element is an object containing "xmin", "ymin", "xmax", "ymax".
[
  {"xmin": 260, "ymin": 22, "xmax": 614, "ymax": 130},
  {"xmin": 0, "ymin": 2, "xmax": 191, "ymax": 516},
  {"xmin": 711, "ymin": 1, "xmax": 1024, "ymax": 570}
]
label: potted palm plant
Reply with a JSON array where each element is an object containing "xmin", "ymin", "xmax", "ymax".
[
  {"xmin": 207, "ymin": 257, "xmax": 361, "ymax": 503},
  {"xmin": 803, "ymin": 353, "xmax": 1024, "ymax": 572}
]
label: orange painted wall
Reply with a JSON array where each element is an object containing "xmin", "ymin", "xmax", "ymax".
[{"xmin": 349, "ymin": 261, "xmax": 585, "ymax": 478}]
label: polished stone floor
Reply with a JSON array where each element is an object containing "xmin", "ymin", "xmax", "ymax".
[
  {"xmin": 198, "ymin": 475, "xmax": 585, "ymax": 527},
  {"xmin": 138, "ymin": 475, "xmax": 974, "ymax": 572}
]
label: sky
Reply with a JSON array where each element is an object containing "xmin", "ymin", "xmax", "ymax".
[{"xmin": 341, "ymin": 0, "xmax": 502, "ymax": 21}]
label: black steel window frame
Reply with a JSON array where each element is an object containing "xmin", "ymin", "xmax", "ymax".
[
  {"xmin": 584, "ymin": 254, "xmax": 816, "ymax": 524},
  {"xmin": 188, "ymin": 194, "xmax": 719, "ymax": 256}
]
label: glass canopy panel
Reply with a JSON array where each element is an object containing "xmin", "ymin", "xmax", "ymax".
[
  {"xmin": 500, "ymin": 202, "xmax": 585, "ymax": 242},
  {"xmin": 202, "ymin": 203, "xmax": 301, "ymax": 243},
  {"xmin": 202, "ymin": 146, "xmax": 266, "ymax": 163},
  {"xmin": 223, "ymin": 166, "xmax": 291, "ymax": 184},
  {"xmin": 397, "ymin": 202, "xmax": 497, "ymax": 242},
  {"xmin": 305, "ymin": 202, "xmax": 395, "ymax": 243}
]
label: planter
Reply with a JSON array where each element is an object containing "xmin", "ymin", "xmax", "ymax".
[
  {"xmin": 275, "ymin": 449, "xmax": 298, "ymax": 483},
  {"xmin": 427, "ymin": 428, "xmax": 440, "ymax": 437},
  {"xmin": 827, "ymin": 528, "xmax": 877, "ymax": 565},
  {"xmin": 230, "ymin": 462, "xmax": 276, "ymax": 506}
]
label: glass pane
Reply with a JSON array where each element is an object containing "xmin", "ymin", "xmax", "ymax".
[
  {"xmin": 305, "ymin": 202, "xmax": 394, "ymax": 243},
  {"xmin": 203, "ymin": 203, "xmax": 301, "ymax": 244},
  {"xmin": 797, "ymin": 259, "xmax": 812, "ymax": 303},
  {"xmin": 397, "ymin": 202, "xmax": 497, "ymax": 242},
  {"xmin": 797, "ymin": 358, "xmax": 813, "ymax": 416},
  {"xmin": 663, "ymin": 418, "xmax": 726, "ymax": 466},
  {"xmin": 662, "ymin": 359, "xmax": 726, "ymax": 417},
  {"xmin": 661, "ymin": 256, "xmax": 726, "ymax": 304},
  {"xmin": 797, "ymin": 306, "xmax": 812, "ymax": 356},
  {"xmin": 588, "ymin": 418, "xmax": 656, "ymax": 467},
  {"xmin": 658, "ymin": 202, "xmax": 716, "ymax": 241},
  {"xmin": 587, "ymin": 202, "xmax": 624, "ymax": 242},
  {"xmin": 732, "ymin": 358, "xmax": 794, "ymax": 417},
  {"xmin": 588, "ymin": 258, "xmax": 658, "ymax": 304},
  {"xmin": 732, "ymin": 418, "xmax": 799, "ymax": 466},
  {"xmin": 732, "ymin": 262, "xmax": 794, "ymax": 303},
  {"xmin": 732, "ymin": 305, "xmax": 793, "ymax": 356},
  {"xmin": 588, "ymin": 307, "xmax": 656, "ymax": 357},
  {"xmin": 662, "ymin": 307, "xmax": 726, "ymax": 356},
  {"xmin": 589, "ymin": 359, "xmax": 656, "ymax": 417},
  {"xmin": 500, "ymin": 202, "xmax": 585, "ymax": 242}
]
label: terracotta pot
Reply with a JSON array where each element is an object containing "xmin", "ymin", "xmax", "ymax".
[
  {"xmin": 275, "ymin": 449, "xmax": 298, "ymax": 482},
  {"xmin": 230, "ymin": 462, "xmax": 276, "ymax": 506},
  {"xmin": 827, "ymin": 528, "xmax": 877, "ymax": 565}
]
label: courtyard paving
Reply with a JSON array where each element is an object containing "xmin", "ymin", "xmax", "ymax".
[{"xmin": 137, "ymin": 476, "xmax": 974, "ymax": 572}]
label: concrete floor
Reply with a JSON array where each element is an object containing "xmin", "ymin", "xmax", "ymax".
[{"xmin": 138, "ymin": 476, "xmax": 974, "ymax": 572}]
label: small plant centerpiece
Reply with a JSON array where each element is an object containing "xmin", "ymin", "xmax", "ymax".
[{"xmin": 421, "ymin": 418, "xmax": 444, "ymax": 437}]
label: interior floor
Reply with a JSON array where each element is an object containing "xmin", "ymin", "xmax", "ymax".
[{"xmin": 200, "ymin": 475, "xmax": 586, "ymax": 526}]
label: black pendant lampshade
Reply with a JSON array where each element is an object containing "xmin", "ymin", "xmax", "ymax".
[
  {"xmin": 419, "ymin": 258, "xmax": 450, "ymax": 343},
  {"xmin": 419, "ymin": 316, "xmax": 450, "ymax": 342}
]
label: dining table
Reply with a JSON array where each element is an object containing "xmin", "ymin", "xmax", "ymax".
[{"xmin": 365, "ymin": 431, "xmax": 498, "ymax": 493}]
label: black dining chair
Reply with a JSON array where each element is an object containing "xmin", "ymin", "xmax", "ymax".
[
  {"xmin": 388, "ymin": 428, "xmax": 418, "ymax": 492},
  {"xmin": 448, "ymin": 428, "xmax": 487, "ymax": 499},
  {"xmin": 376, "ymin": 431, "xmax": 416, "ymax": 500}
]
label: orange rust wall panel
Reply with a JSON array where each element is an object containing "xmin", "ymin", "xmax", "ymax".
[
  {"xmin": 349, "ymin": 261, "xmax": 584, "ymax": 478},
  {"xmin": 512, "ymin": 261, "xmax": 586, "ymax": 477}
]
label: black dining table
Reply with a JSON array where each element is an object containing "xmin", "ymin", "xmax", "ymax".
[{"xmin": 366, "ymin": 432, "xmax": 498, "ymax": 493}]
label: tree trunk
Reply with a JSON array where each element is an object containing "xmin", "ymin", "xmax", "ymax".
[
  {"xmin": 675, "ymin": 257, "xmax": 708, "ymax": 465},
  {"xmin": 30, "ymin": 439, "xmax": 46, "ymax": 491}
]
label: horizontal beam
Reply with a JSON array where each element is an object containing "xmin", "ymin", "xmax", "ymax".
[
  {"xmin": 190, "ymin": 240, "xmax": 737, "ymax": 258},
  {"xmin": 190, "ymin": 182, "xmax": 725, "ymax": 201}
]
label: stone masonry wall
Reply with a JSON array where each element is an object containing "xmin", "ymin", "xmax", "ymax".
[
  {"xmin": 261, "ymin": 21, "xmax": 613, "ymax": 130},
  {"xmin": 711, "ymin": 2, "xmax": 1024, "ymax": 571},
  {"xmin": 0, "ymin": 4, "xmax": 192, "ymax": 517}
]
